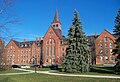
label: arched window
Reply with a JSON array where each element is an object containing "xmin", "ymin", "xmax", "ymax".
[{"xmin": 50, "ymin": 39, "xmax": 52, "ymax": 44}]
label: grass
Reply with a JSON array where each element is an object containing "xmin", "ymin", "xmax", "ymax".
[
  {"xmin": 26, "ymin": 67, "xmax": 50, "ymax": 71},
  {"xmin": 57, "ymin": 66, "xmax": 120, "ymax": 76},
  {"xmin": 0, "ymin": 69, "xmax": 26, "ymax": 74},
  {"xmin": 0, "ymin": 73, "xmax": 120, "ymax": 82},
  {"xmin": 25, "ymin": 66, "xmax": 120, "ymax": 76}
]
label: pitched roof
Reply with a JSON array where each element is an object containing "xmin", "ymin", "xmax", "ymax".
[
  {"xmin": 52, "ymin": 27, "xmax": 67, "ymax": 41},
  {"xmin": 53, "ymin": 28, "xmax": 63, "ymax": 40},
  {"xmin": 12, "ymin": 40, "xmax": 42, "ymax": 48}
]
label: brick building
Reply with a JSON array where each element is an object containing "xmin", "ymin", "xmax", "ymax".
[
  {"xmin": 5, "ymin": 38, "xmax": 42, "ymax": 65},
  {"xmin": 42, "ymin": 10, "xmax": 67, "ymax": 66},
  {"xmin": 5, "ymin": 10, "xmax": 67, "ymax": 66},
  {"xmin": 88, "ymin": 29, "xmax": 117, "ymax": 65},
  {"xmin": 5, "ymin": 10, "xmax": 117, "ymax": 66},
  {"xmin": 0, "ymin": 38, "xmax": 4, "ymax": 47},
  {"xmin": 95, "ymin": 29, "xmax": 116, "ymax": 64},
  {"xmin": 0, "ymin": 38, "xmax": 5, "ymax": 65}
]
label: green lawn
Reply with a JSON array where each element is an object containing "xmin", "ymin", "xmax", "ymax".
[
  {"xmin": 0, "ymin": 73, "xmax": 120, "ymax": 82},
  {"xmin": 26, "ymin": 66, "xmax": 120, "ymax": 76},
  {"xmin": 26, "ymin": 67, "xmax": 50, "ymax": 71},
  {"xmin": 0, "ymin": 69, "xmax": 26, "ymax": 74}
]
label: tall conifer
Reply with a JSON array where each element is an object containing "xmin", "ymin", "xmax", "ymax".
[
  {"xmin": 63, "ymin": 10, "xmax": 90, "ymax": 72},
  {"xmin": 113, "ymin": 9, "xmax": 120, "ymax": 72}
]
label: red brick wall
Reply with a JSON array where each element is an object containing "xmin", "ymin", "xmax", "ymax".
[
  {"xmin": 42, "ymin": 26, "xmax": 67, "ymax": 66},
  {"xmin": 5, "ymin": 40, "xmax": 41, "ymax": 65},
  {"xmin": 95, "ymin": 29, "xmax": 116, "ymax": 64}
]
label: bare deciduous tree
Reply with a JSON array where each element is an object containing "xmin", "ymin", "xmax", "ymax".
[{"xmin": 0, "ymin": 0, "xmax": 19, "ymax": 70}]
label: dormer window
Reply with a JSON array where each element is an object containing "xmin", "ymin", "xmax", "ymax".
[
  {"xmin": 25, "ymin": 44, "xmax": 27, "ymax": 47},
  {"xmin": 27, "ymin": 44, "xmax": 29, "ymax": 47},
  {"xmin": 21, "ymin": 44, "xmax": 24, "ymax": 47}
]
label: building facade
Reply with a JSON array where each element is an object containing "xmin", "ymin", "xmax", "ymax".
[
  {"xmin": 5, "ymin": 10, "xmax": 67, "ymax": 66},
  {"xmin": 42, "ymin": 10, "xmax": 67, "ymax": 66},
  {"xmin": 0, "ymin": 38, "xmax": 5, "ymax": 65},
  {"xmin": 5, "ymin": 10, "xmax": 117, "ymax": 66},
  {"xmin": 5, "ymin": 38, "xmax": 42, "ymax": 65},
  {"xmin": 94, "ymin": 29, "xmax": 116, "ymax": 64}
]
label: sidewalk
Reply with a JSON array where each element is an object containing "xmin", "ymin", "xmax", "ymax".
[
  {"xmin": 14, "ymin": 68, "xmax": 120, "ymax": 79},
  {"xmin": 0, "ymin": 72, "xmax": 33, "ymax": 76}
]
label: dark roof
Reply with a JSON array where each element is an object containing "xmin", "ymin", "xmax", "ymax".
[
  {"xmin": 12, "ymin": 40, "xmax": 42, "ymax": 48},
  {"xmin": 53, "ymin": 28, "xmax": 63, "ymax": 40},
  {"xmin": 87, "ymin": 35, "xmax": 99, "ymax": 40},
  {"xmin": 53, "ymin": 28, "xmax": 67, "ymax": 41}
]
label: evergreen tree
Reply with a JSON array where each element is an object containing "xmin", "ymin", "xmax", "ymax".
[
  {"xmin": 113, "ymin": 8, "xmax": 120, "ymax": 72},
  {"xmin": 63, "ymin": 10, "xmax": 90, "ymax": 72}
]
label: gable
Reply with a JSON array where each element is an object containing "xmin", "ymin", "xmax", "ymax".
[
  {"xmin": 43, "ymin": 26, "xmax": 60, "ymax": 41},
  {"xmin": 5, "ymin": 40, "xmax": 19, "ymax": 49},
  {"xmin": 96, "ymin": 29, "xmax": 116, "ymax": 42}
]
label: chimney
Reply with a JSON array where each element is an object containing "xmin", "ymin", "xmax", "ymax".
[
  {"xmin": 36, "ymin": 37, "xmax": 38, "ymax": 41},
  {"xmin": 94, "ymin": 32, "xmax": 97, "ymax": 37},
  {"xmin": 24, "ymin": 38, "xmax": 26, "ymax": 42},
  {"xmin": 40, "ymin": 37, "xmax": 43, "ymax": 40}
]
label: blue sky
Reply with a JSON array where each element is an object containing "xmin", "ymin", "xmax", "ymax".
[{"xmin": 8, "ymin": 0, "xmax": 120, "ymax": 42}]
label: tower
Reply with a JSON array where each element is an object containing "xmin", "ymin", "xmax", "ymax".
[{"xmin": 52, "ymin": 9, "xmax": 61, "ymax": 30}]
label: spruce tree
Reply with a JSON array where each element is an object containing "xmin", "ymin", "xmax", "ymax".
[
  {"xmin": 113, "ymin": 9, "xmax": 120, "ymax": 72},
  {"xmin": 63, "ymin": 10, "xmax": 90, "ymax": 72}
]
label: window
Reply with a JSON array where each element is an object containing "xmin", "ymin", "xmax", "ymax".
[
  {"xmin": 50, "ymin": 39, "xmax": 52, "ymax": 44},
  {"xmin": 105, "ymin": 49, "xmax": 108, "ymax": 54},
  {"xmin": 27, "ymin": 44, "xmax": 29, "ymax": 47},
  {"xmin": 50, "ymin": 46, "xmax": 52, "ymax": 56},
  {"xmin": 105, "ymin": 44, "xmax": 108, "ymax": 48},
  {"xmin": 56, "ymin": 24, "xmax": 58, "ymax": 27},
  {"xmin": 62, "ymin": 53, "xmax": 64, "ymax": 56},
  {"xmin": 53, "ymin": 25, "xmax": 55, "ymax": 27},
  {"xmin": 46, "ymin": 59, "xmax": 48, "ymax": 63},
  {"xmin": 62, "ymin": 48, "xmax": 64, "ymax": 51},
  {"xmin": 110, "ymin": 43, "xmax": 112, "ymax": 48},
  {"xmin": 100, "ymin": 50, "xmax": 103, "ymax": 54},
  {"xmin": 46, "ymin": 41, "xmax": 49, "ymax": 45},
  {"xmin": 111, "ymin": 55, "xmax": 115, "ymax": 60},
  {"xmin": 25, "ymin": 44, "xmax": 27, "ymax": 47},
  {"xmin": 100, "ymin": 44, "xmax": 102, "ymax": 48},
  {"xmin": 104, "ymin": 37, "xmax": 107, "ymax": 42},
  {"xmin": 61, "ymin": 40, "xmax": 63, "ymax": 45},
  {"xmin": 110, "ymin": 49, "xmax": 113, "ymax": 54},
  {"xmin": 52, "ymin": 59, "xmax": 55, "ymax": 62},
  {"xmin": 53, "ymin": 46, "xmax": 55, "ymax": 56},
  {"xmin": 105, "ymin": 56, "xmax": 108, "ymax": 60},
  {"xmin": 46, "ymin": 47, "xmax": 49, "ymax": 56},
  {"xmin": 100, "ymin": 56, "xmax": 103, "ymax": 60}
]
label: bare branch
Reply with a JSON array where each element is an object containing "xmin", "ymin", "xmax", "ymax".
[{"xmin": 0, "ymin": 0, "xmax": 15, "ymax": 15}]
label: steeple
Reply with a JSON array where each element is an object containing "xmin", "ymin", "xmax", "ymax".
[
  {"xmin": 52, "ymin": 9, "xmax": 61, "ymax": 30},
  {"xmin": 52, "ymin": 9, "xmax": 60, "ymax": 23}
]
